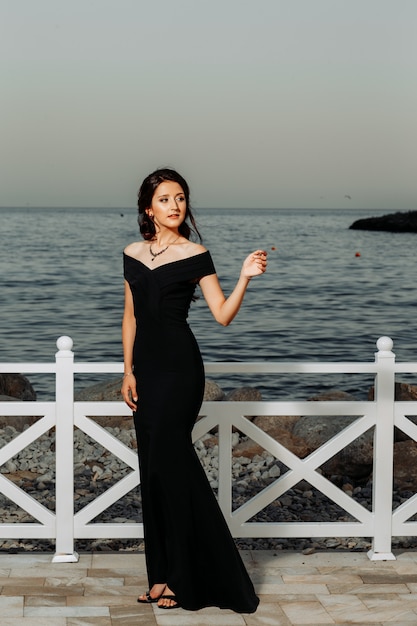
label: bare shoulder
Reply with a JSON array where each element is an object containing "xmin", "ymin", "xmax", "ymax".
[
  {"xmin": 180, "ymin": 242, "xmax": 208, "ymax": 257},
  {"xmin": 124, "ymin": 241, "xmax": 145, "ymax": 256}
]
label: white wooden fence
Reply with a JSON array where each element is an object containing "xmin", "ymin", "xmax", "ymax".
[{"xmin": 1, "ymin": 335, "xmax": 417, "ymax": 563}]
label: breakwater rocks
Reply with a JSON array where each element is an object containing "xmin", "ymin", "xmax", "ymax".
[
  {"xmin": 349, "ymin": 209, "xmax": 417, "ymax": 233},
  {"xmin": 1, "ymin": 376, "xmax": 417, "ymax": 553},
  {"xmin": 0, "ymin": 373, "xmax": 36, "ymax": 402},
  {"xmin": 0, "ymin": 374, "xmax": 38, "ymax": 430}
]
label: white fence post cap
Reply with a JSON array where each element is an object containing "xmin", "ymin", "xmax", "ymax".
[
  {"xmin": 56, "ymin": 336, "xmax": 74, "ymax": 352},
  {"xmin": 376, "ymin": 336, "xmax": 394, "ymax": 353}
]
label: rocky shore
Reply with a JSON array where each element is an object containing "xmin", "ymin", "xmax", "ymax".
[
  {"xmin": 349, "ymin": 209, "xmax": 417, "ymax": 233},
  {"xmin": 1, "ymin": 374, "xmax": 417, "ymax": 554}
]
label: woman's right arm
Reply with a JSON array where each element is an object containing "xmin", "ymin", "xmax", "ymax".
[{"xmin": 121, "ymin": 280, "xmax": 138, "ymax": 411}]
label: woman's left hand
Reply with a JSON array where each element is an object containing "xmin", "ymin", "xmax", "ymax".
[{"xmin": 241, "ymin": 250, "xmax": 268, "ymax": 279}]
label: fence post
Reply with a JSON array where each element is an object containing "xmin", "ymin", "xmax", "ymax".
[
  {"xmin": 368, "ymin": 336, "xmax": 396, "ymax": 561},
  {"xmin": 52, "ymin": 336, "xmax": 79, "ymax": 563}
]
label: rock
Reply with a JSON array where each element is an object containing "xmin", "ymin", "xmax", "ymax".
[
  {"xmin": 231, "ymin": 426, "xmax": 310, "ymax": 458},
  {"xmin": 349, "ymin": 210, "xmax": 417, "ymax": 233},
  {"xmin": 300, "ymin": 392, "xmax": 359, "ymax": 458},
  {"xmin": 232, "ymin": 393, "xmax": 359, "ymax": 463},
  {"xmin": 203, "ymin": 379, "xmax": 225, "ymax": 401},
  {"xmin": 268, "ymin": 464, "xmax": 281, "ymax": 478},
  {"xmin": 0, "ymin": 393, "xmax": 39, "ymax": 431},
  {"xmin": 232, "ymin": 438, "xmax": 265, "ymax": 458},
  {"xmin": 195, "ymin": 380, "xmax": 225, "ymax": 426},
  {"xmin": 234, "ymin": 420, "xmax": 310, "ymax": 459},
  {"xmin": 308, "ymin": 390, "xmax": 357, "ymax": 402},
  {"xmin": 74, "ymin": 378, "xmax": 134, "ymax": 428},
  {"xmin": 253, "ymin": 414, "xmax": 300, "ymax": 432},
  {"xmin": 368, "ymin": 381, "xmax": 417, "ymax": 402},
  {"xmin": 0, "ymin": 394, "xmax": 19, "ymax": 402},
  {"xmin": 202, "ymin": 435, "xmax": 219, "ymax": 448},
  {"xmin": 226, "ymin": 387, "xmax": 262, "ymax": 402},
  {"xmin": 225, "ymin": 387, "xmax": 263, "ymax": 429},
  {"xmin": 368, "ymin": 382, "xmax": 417, "ymax": 442},
  {"xmin": 36, "ymin": 472, "xmax": 54, "ymax": 484},
  {"xmin": 91, "ymin": 414, "xmax": 135, "ymax": 429},
  {"xmin": 199, "ymin": 382, "xmax": 260, "ymax": 427},
  {"xmin": 0, "ymin": 374, "xmax": 36, "ymax": 401},
  {"xmin": 293, "ymin": 412, "xmax": 373, "ymax": 477},
  {"xmin": 394, "ymin": 441, "xmax": 417, "ymax": 490},
  {"xmin": 292, "ymin": 391, "xmax": 373, "ymax": 477},
  {"xmin": 75, "ymin": 377, "xmax": 124, "ymax": 401}
]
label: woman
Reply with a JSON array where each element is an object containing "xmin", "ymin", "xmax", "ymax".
[{"xmin": 121, "ymin": 168, "xmax": 267, "ymax": 613}]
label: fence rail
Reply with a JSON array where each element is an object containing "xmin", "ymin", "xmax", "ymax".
[{"xmin": 1, "ymin": 335, "xmax": 417, "ymax": 563}]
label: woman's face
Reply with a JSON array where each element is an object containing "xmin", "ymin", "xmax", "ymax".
[{"xmin": 147, "ymin": 181, "xmax": 187, "ymax": 231}]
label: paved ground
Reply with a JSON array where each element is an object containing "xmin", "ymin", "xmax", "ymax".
[{"xmin": 1, "ymin": 550, "xmax": 417, "ymax": 625}]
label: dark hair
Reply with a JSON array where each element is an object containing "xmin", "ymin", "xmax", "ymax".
[{"xmin": 137, "ymin": 168, "xmax": 201, "ymax": 241}]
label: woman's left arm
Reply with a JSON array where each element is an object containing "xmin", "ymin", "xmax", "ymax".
[{"xmin": 199, "ymin": 250, "xmax": 267, "ymax": 326}]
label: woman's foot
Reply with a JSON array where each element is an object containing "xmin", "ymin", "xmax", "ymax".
[
  {"xmin": 157, "ymin": 585, "xmax": 179, "ymax": 609},
  {"xmin": 137, "ymin": 583, "xmax": 166, "ymax": 603}
]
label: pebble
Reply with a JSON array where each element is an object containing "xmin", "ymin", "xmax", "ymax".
[{"xmin": 0, "ymin": 423, "xmax": 415, "ymax": 554}]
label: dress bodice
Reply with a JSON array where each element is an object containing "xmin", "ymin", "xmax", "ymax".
[{"xmin": 123, "ymin": 251, "xmax": 216, "ymax": 328}]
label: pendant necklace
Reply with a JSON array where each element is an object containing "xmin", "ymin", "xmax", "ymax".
[{"xmin": 149, "ymin": 236, "xmax": 180, "ymax": 261}]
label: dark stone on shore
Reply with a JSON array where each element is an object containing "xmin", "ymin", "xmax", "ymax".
[
  {"xmin": 225, "ymin": 387, "xmax": 262, "ymax": 431},
  {"xmin": 0, "ymin": 395, "xmax": 37, "ymax": 430},
  {"xmin": 75, "ymin": 377, "xmax": 124, "ymax": 402},
  {"xmin": 368, "ymin": 382, "xmax": 417, "ymax": 443},
  {"xmin": 74, "ymin": 377, "xmax": 134, "ymax": 427},
  {"xmin": 233, "ymin": 414, "xmax": 308, "ymax": 458},
  {"xmin": 0, "ymin": 374, "xmax": 37, "ymax": 401},
  {"xmin": 233, "ymin": 425, "xmax": 309, "ymax": 459},
  {"xmin": 308, "ymin": 390, "xmax": 357, "ymax": 402},
  {"xmin": 226, "ymin": 386, "xmax": 262, "ymax": 402},
  {"xmin": 293, "ymin": 415, "xmax": 373, "ymax": 478},
  {"xmin": 292, "ymin": 391, "xmax": 374, "ymax": 477},
  {"xmin": 368, "ymin": 381, "xmax": 417, "ymax": 403},
  {"xmin": 0, "ymin": 375, "xmax": 38, "ymax": 430},
  {"xmin": 349, "ymin": 210, "xmax": 417, "ymax": 233},
  {"xmin": 394, "ymin": 441, "xmax": 417, "ymax": 490},
  {"xmin": 203, "ymin": 379, "xmax": 225, "ymax": 401}
]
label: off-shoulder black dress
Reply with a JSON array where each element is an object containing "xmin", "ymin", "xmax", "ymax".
[{"xmin": 123, "ymin": 250, "xmax": 259, "ymax": 613}]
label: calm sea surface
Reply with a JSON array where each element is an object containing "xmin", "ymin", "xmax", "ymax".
[{"xmin": 1, "ymin": 206, "xmax": 416, "ymax": 399}]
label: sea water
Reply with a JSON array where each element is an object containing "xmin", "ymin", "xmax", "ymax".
[{"xmin": 1, "ymin": 206, "xmax": 416, "ymax": 399}]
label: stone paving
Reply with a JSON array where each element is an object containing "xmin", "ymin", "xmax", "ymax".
[{"xmin": 1, "ymin": 550, "xmax": 417, "ymax": 624}]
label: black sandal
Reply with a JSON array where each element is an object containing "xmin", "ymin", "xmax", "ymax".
[
  {"xmin": 137, "ymin": 590, "xmax": 163, "ymax": 604},
  {"xmin": 158, "ymin": 594, "xmax": 180, "ymax": 609}
]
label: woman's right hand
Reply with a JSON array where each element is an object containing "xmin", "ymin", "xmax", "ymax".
[
  {"xmin": 121, "ymin": 373, "xmax": 138, "ymax": 411},
  {"xmin": 241, "ymin": 250, "xmax": 268, "ymax": 279}
]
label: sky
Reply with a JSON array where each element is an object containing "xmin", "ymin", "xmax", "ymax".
[{"xmin": 1, "ymin": 0, "xmax": 416, "ymax": 209}]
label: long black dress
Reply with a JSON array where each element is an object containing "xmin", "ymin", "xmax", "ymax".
[{"xmin": 123, "ymin": 250, "xmax": 259, "ymax": 614}]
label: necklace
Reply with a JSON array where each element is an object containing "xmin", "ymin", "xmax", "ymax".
[{"xmin": 149, "ymin": 236, "xmax": 180, "ymax": 261}]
